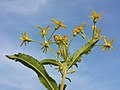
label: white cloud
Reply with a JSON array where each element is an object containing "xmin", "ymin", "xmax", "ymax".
[
  {"xmin": 1, "ymin": 0, "xmax": 48, "ymax": 15},
  {"xmin": 0, "ymin": 31, "xmax": 56, "ymax": 90}
]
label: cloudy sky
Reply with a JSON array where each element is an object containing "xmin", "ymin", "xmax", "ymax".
[{"xmin": 0, "ymin": 0, "xmax": 120, "ymax": 90}]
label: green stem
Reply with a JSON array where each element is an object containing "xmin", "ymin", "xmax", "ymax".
[
  {"xmin": 95, "ymin": 44, "xmax": 104, "ymax": 46},
  {"xmin": 68, "ymin": 36, "xmax": 74, "ymax": 47},
  {"xmin": 31, "ymin": 40, "xmax": 43, "ymax": 45},
  {"xmin": 81, "ymin": 33, "xmax": 89, "ymax": 42},
  {"xmin": 47, "ymin": 43, "xmax": 64, "ymax": 67},
  {"xmin": 60, "ymin": 64, "xmax": 67, "ymax": 90},
  {"xmin": 48, "ymin": 29, "xmax": 57, "ymax": 41}
]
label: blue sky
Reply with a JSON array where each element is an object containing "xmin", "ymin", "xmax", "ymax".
[{"xmin": 0, "ymin": 0, "xmax": 120, "ymax": 90}]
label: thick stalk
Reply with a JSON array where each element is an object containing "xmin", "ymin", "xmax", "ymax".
[{"xmin": 60, "ymin": 64, "xmax": 67, "ymax": 90}]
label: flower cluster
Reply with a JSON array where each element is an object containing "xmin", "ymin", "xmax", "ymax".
[
  {"xmin": 73, "ymin": 22, "xmax": 86, "ymax": 36},
  {"xmin": 54, "ymin": 34, "xmax": 68, "ymax": 45},
  {"xmin": 18, "ymin": 10, "xmax": 114, "ymax": 54}
]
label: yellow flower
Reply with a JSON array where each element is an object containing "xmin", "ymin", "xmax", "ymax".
[
  {"xmin": 77, "ymin": 22, "xmax": 86, "ymax": 30},
  {"xmin": 54, "ymin": 34, "xmax": 61, "ymax": 44},
  {"xmin": 54, "ymin": 34, "xmax": 61, "ymax": 41},
  {"xmin": 36, "ymin": 25, "xmax": 51, "ymax": 38},
  {"xmin": 54, "ymin": 34, "xmax": 68, "ymax": 46},
  {"xmin": 52, "ymin": 19, "xmax": 67, "ymax": 29},
  {"xmin": 73, "ymin": 22, "xmax": 86, "ymax": 36},
  {"xmin": 89, "ymin": 10, "xmax": 103, "ymax": 23},
  {"xmin": 102, "ymin": 36, "xmax": 114, "ymax": 52},
  {"xmin": 19, "ymin": 32, "xmax": 32, "ymax": 46},
  {"xmin": 73, "ymin": 28, "xmax": 79, "ymax": 36},
  {"xmin": 62, "ymin": 35, "xmax": 68, "ymax": 42}
]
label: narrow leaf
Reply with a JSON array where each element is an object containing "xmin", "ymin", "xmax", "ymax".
[
  {"xmin": 40, "ymin": 59, "xmax": 60, "ymax": 66},
  {"xmin": 6, "ymin": 53, "xmax": 58, "ymax": 90},
  {"xmin": 68, "ymin": 38, "xmax": 99, "ymax": 69}
]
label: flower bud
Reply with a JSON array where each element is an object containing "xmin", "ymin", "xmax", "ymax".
[
  {"xmin": 57, "ymin": 49, "xmax": 61, "ymax": 55},
  {"xmin": 62, "ymin": 35, "xmax": 68, "ymax": 42},
  {"xmin": 54, "ymin": 34, "xmax": 60, "ymax": 41},
  {"xmin": 92, "ymin": 25, "xmax": 96, "ymax": 30},
  {"xmin": 71, "ymin": 69, "xmax": 76, "ymax": 73},
  {"xmin": 59, "ymin": 64, "xmax": 63, "ymax": 71}
]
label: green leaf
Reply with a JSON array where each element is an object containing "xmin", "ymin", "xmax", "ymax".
[
  {"xmin": 6, "ymin": 53, "xmax": 58, "ymax": 90},
  {"xmin": 68, "ymin": 38, "xmax": 99, "ymax": 69},
  {"xmin": 40, "ymin": 59, "xmax": 60, "ymax": 66},
  {"xmin": 61, "ymin": 48, "xmax": 69, "ymax": 61}
]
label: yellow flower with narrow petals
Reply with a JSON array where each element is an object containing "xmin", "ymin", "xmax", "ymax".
[
  {"xmin": 52, "ymin": 19, "xmax": 67, "ymax": 29},
  {"xmin": 89, "ymin": 10, "xmax": 103, "ymax": 23},
  {"xmin": 19, "ymin": 32, "xmax": 32, "ymax": 47},
  {"xmin": 36, "ymin": 25, "xmax": 51, "ymax": 38},
  {"xmin": 102, "ymin": 36, "xmax": 114, "ymax": 52}
]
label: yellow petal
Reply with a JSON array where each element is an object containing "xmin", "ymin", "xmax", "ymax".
[
  {"xmin": 92, "ymin": 10, "xmax": 97, "ymax": 15},
  {"xmin": 52, "ymin": 18, "xmax": 58, "ymax": 24}
]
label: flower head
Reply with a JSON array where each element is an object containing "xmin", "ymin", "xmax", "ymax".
[
  {"xmin": 52, "ymin": 19, "xmax": 67, "ymax": 29},
  {"xmin": 62, "ymin": 35, "xmax": 68, "ymax": 43},
  {"xmin": 19, "ymin": 32, "xmax": 32, "ymax": 46},
  {"xmin": 36, "ymin": 25, "xmax": 51, "ymax": 38},
  {"xmin": 89, "ymin": 10, "xmax": 103, "ymax": 23},
  {"xmin": 54, "ymin": 34, "xmax": 68, "ymax": 45},
  {"xmin": 73, "ymin": 22, "xmax": 86, "ymax": 36},
  {"xmin": 54, "ymin": 34, "xmax": 61, "ymax": 41},
  {"xmin": 102, "ymin": 36, "xmax": 114, "ymax": 52}
]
